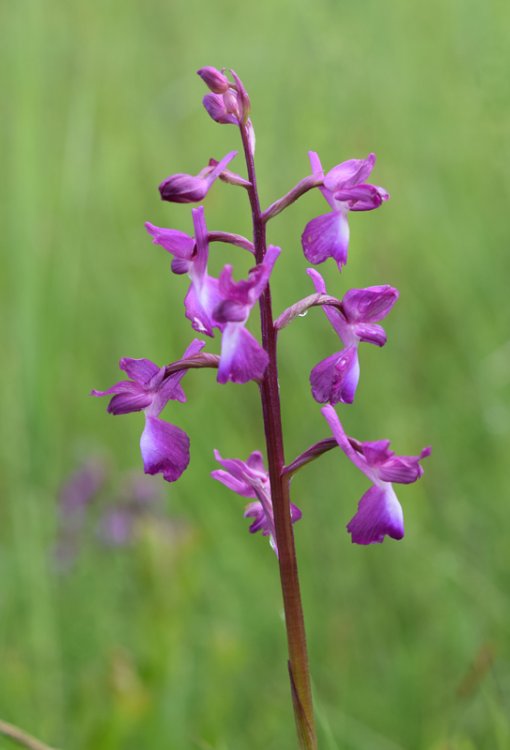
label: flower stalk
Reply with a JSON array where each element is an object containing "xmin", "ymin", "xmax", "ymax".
[{"xmin": 239, "ymin": 122, "xmax": 317, "ymax": 749}]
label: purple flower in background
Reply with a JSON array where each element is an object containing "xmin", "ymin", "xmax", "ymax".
[
  {"xmin": 98, "ymin": 473, "xmax": 162, "ymax": 546},
  {"xmin": 159, "ymin": 150, "xmax": 237, "ymax": 203},
  {"xmin": 322, "ymin": 405, "xmax": 430, "ymax": 544},
  {"xmin": 308, "ymin": 269, "xmax": 398, "ymax": 404},
  {"xmin": 92, "ymin": 339, "xmax": 205, "ymax": 482},
  {"xmin": 54, "ymin": 457, "xmax": 108, "ymax": 569},
  {"xmin": 302, "ymin": 151, "xmax": 389, "ymax": 271},
  {"xmin": 214, "ymin": 245, "xmax": 280, "ymax": 384},
  {"xmin": 146, "ymin": 206, "xmax": 221, "ymax": 335},
  {"xmin": 211, "ymin": 449, "xmax": 302, "ymax": 555}
]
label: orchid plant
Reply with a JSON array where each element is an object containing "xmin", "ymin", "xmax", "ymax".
[{"xmin": 92, "ymin": 66, "xmax": 430, "ymax": 749}]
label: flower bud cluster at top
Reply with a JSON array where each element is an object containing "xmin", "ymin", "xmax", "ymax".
[{"xmin": 93, "ymin": 66, "xmax": 430, "ymax": 550}]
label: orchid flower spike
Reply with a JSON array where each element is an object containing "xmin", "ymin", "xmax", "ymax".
[
  {"xmin": 322, "ymin": 405, "xmax": 431, "ymax": 544},
  {"xmin": 159, "ymin": 150, "xmax": 237, "ymax": 203},
  {"xmin": 211, "ymin": 449, "xmax": 302, "ymax": 555},
  {"xmin": 308, "ymin": 269, "xmax": 398, "ymax": 404},
  {"xmin": 92, "ymin": 340, "xmax": 205, "ymax": 482},
  {"xmin": 302, "ymin": 151, "xmax": 389, "ymax": 271}
]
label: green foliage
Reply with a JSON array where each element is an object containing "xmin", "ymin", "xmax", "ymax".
[{"xmin": 1, "ymin": 0, "xmax": 509, "ymax": 747}]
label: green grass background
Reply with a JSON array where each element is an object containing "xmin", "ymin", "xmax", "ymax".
[{"xmin": 1, "ymin": 1, "xmax": 510, "ymax": 748}]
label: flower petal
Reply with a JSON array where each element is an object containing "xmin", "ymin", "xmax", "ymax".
[
  {"xmin": 378, "ymin": 446, "xmax": 431, "ymax": 484},
  {"xmin": 342, "ymin": 285, "xmax": 399, "ymax": 323},
  {"xmin": 92, "ymin": 381, "xmax": 152, "ymax": 415},
  {"xmin": 119, "ymin": 357, "xmax": 160, "ymax": 385},
  {"xmin": 346, "ymin": 484, "xmax": 404, "ymax": 544},
  {"xmin": 144, "ymin": 223, "xmax": 195, "ymax": 259},
  {"xmin": 301, "ymin": 211, "xmax": 350, "ymax": 270},
  {"xmin": 244, "ymin": 501, "xmax": 268, "ymax": 533},
  {"xmin": 211, "ymin": 469, "xmax": 256, "ymax": 498},
  {"xmin": 351, "ymin": 323, "xmax": 387, "ymax": 347},
  {"xmin": 334, "ymin": 184, "xmax": 385, "ymax": 211},
  {"xmin": 184, "ymin": 277, "xmax": 220, "ymax": 337},
  {"xmin": 213, "ymin": 449, "xmax": 261, "ymax": 486},
  {"xmin": 324, "ymin": 153, "xmax": 376, "ymax": 191},
  {"xmin": 203, "ymin": 93, "xmax": 238, "ymax": 124},
  {"xmin": 151, "ymin": 339, "xmax": 206, "ymax": 413},
  {"xmin": 310, "ymin": 346, "xmax": 360, "ymax": 405},
  {"xmin": 321, "ymin": 405, "xmax": 374, "ymax": 481},
  {"xmin": 217, "ymin": 325, "xmax": 268, "ymax": 384},
  {"xmin": 140, "ymin": 416, "xmax": 190, "ymax": 483}
]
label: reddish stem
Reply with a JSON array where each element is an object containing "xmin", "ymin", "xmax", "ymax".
[{"xmin": 239, "ymin": 123, "xmax": 318, "ymax": 750}]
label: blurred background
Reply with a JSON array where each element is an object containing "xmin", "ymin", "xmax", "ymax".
[{"xmin": 1, "ymin": 1, "xmax": 509, "ymax": 748}]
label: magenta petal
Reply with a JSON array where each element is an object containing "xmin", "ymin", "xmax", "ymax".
[
  {"xmin": 378, "ymin": 446, "xmax": 431, "ymax": 484},
  {"xmin": 217, "ymin": 325, "xmax": 268, "ymax": 384},
  {"xmin": 184, "ymin": 280, "xmax": 218, "ymax": 337},
  {"xmin": 213, "ymin": 449, "xmax": 264, "ymax": 486},
  {"xmin": 214, "ymin": 299, "xmax": 247, "ymax": 323},
  {"xmin": 92, "ymin": 381, "xmax": 152, "ymax": 415},
  {"xmin": 203, "ymin": 93, "xmax": 238, "ymax": 124},
  {"xmin": 191, "ymin": 206, "xmax": 209, "ymax": 281},
  {"xmin": 140, "ymin": 416, "xmax": 190, "ymax": 483},
  {"xmin": 119, "ymin": 357, "xmax": 161, "ymax": 385},
  {"xmin": 342, "ymin": 286, "xmax": 399, "ymax": 323},
  {"xmin": 145, "ymin": 223, "xmax": 195, "ymax": 259},
  {"xmin": 310, "ymin": 346, "xmax": 360, "ymax": 404},
  {"xmin": 171, "ymin": 257, "xmax": 192, "ymax": 275},
  {"xmin": 107, "ymin": 389, "xmax": 153, "ymax": 415},
  {"xmin": 306, "ymin": 268, "xmax": 327, "ymax": 294},
  {"xmin": 334, "ymin": 184, "xmax": 384, "ymax": 211},
  {"xmin": 152, "ymin": 339, "xmax": 206, "ymax": 413},
  {"xmin": 211, "ymin": 469, "xmax": 256, "ymax": 498},
  {"xmin": 347, "ymin": 484, "xmax": 404, "ymax": 544},
  {"xmin": 352, "ymin": 323, "xmax": 387, "ymax": 347},
  {"xmin": 357, "ymin": 440, "xmax": 393, "ymax": 467},
  {"xmin": 244, "ymin": 501, "xmax": 268, "ymax": 534},
  {"xmin": 301, "ymin": 211, "xmax": 350, "ymax": 270},
  {"xmin": 324, "ymin": 153, "xmax": 376, "ymax": 191},
  {"xmin": 321, "ymin": 405, "xmax": 373, "ymax": 480},
  {"xmin": 246, "ymin": 450, "xmax": 265, "ymax": 474}
]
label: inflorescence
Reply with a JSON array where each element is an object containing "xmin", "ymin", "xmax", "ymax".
[{"xmin": 93, "ymin": 66, "xmax": 430, "ymax": 552}]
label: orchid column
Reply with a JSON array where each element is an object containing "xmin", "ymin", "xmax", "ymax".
[{"xmin": 93, "ymin": 66, "xmax": 430, "ymax": 750}]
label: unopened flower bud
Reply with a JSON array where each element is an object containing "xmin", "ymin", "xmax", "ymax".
[
  {"xmin": 197, "ymin": 66, "xmax": 230, "ymax": 94},
  {"xmin": 158, "ymin": 151, "xmax": 237, "ymax": 204},
  {"xmin": 203, "ymin": 93, "xmax": 238, "ymax": 125}
]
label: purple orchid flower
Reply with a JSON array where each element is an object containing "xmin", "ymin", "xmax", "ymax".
[
  {"xmin": 307, "ymin": 269, "xmax": 398, "ymax": 405},
  {"xmin": 146, "ymin": 206, "xmax": 221, "ymax": 336},
  {"xmin": 159, "ymin": 150, "xmax": 237, "ymax": 203},
  {"xmin": 213, "ymin": 245, "xmax": 280, "ymax": 384},
  {"xmin": 302, "ymin": 151, "xmax": 389, "ymax": 271},
  {"xmin": 92, "ymin": 339, "xmax": 205, "ymax": 482},
  {"xmin": 211, "ymin": 449, "xmax": 302, "ymax": 555},
  {"xmin": 322, "ymin": 405, "xmax": 431, "ymax": 545}
]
